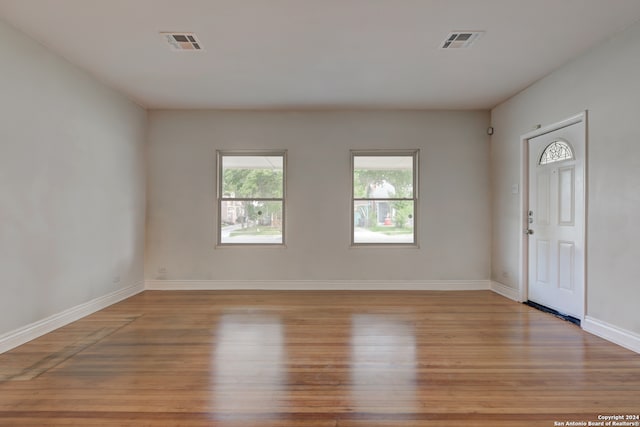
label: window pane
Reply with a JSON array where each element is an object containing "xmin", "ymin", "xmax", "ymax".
[
  {"xmin": 353, "ymin": 200, "xmax": 414, "ymax": 244},
  {"xmin": 222, "ymin": 156, "xmax": 283, "ymax": 198},
  {"xmin": 353, "ymin": 156, "xmax": 413, "ymax": 198},
  {"xmin": 539, "ymin": 140, "xmax": 573, "ymax": 165},
  {"xmin": 221, "ymin": 200, "xmax": 283, "ymax": 244}
]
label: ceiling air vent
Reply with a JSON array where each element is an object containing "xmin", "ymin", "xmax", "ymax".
[
  {"xmin": 160, "ymin": 32, "xmax": 203, "ymax": 51},
  {"xmin": 440, "ymin": 31, "xmax": 484, "ymax": 49}
]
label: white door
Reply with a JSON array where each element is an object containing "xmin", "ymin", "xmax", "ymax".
[{"xmin": 527, "ymin": 120, "xmax": 585, "ymax": 319}]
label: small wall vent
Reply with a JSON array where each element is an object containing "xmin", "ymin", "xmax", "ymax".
[
  {"xmin": 440, "ymin": 31, "xmax": 484, "ymax": 49},
  {"xmin": 160, "ymin": 32, "xmax": 203, "ymax": 51}
]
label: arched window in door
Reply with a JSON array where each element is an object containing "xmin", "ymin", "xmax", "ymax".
[{"xmin": 539, "ymin": 140, "xmax": 573, "ymax": 165}]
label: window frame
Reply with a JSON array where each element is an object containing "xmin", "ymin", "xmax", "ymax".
[
  {"xmin": 350, "ymin": 149, "xmax": 419, "ymax": 247},
  {"xmin": 216, "ymin": 150, "xmax": 287, "ymax": 247},
  {"xmin": 538, "ymin": 139, "xmax": 574, "ymax": 165}
]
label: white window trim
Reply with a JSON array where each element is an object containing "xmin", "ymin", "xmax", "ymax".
[
  {"xmin": 350, "ymin": 149, "xmax": 419, "ymax": 247},
  {"xmin": 216, "ymin": 150, "xmax": 287, "ymax": 247}
]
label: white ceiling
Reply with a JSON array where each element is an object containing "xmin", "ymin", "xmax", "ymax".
[{"xmin": 2, "ymin": 0, "xmax": 640, "ymax": 110}]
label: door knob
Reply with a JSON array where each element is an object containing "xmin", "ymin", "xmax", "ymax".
[{"xmin": 525, "ymin": 229, "xmax": 534, "ymax": 235}]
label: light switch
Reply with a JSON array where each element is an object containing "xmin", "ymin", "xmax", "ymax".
[{"xmin": 511, "ymin": 184, "xmax": 519, "ymax": 194}]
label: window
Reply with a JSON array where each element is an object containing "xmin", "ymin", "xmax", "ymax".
[
  {"xmin": 217, "ymin": 151, "xmax": 285, "ymax": 245},
  {"xmin": 351, "ymin": 150, "xmax": 418, "ymax": 245},
  {"xmin": 539, "ymin": 140, "xmax": 573, "ymax": 165}
]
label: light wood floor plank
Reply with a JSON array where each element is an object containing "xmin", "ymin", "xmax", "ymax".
[{"xmin": 0, "ymin": 290, "xmax": 639, "ymax": 426}]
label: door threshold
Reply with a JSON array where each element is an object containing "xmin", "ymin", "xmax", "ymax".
[{"xmin": 524, "ymin": 300, "xmax": 581, "ymax": 327}]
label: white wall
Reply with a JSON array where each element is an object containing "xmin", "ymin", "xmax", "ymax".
[
  {"xmin": 491, "ymin": 20, "xmax": 640, "ymax": 334},
  {"xmin": 0, "ymin": 19, "xmax": 147, "ymax": 336},
  {"xmin": 147, "ymin": 110, "xmax": 490, "ymax": 283}
]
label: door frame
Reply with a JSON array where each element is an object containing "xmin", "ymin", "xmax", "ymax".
[{"xmin": 518, "ymin": 111, "xmax": 588, "ymax": 323}]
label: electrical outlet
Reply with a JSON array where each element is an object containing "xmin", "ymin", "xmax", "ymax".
[
  {"xmin": 113, "ymin": 276, "xmax": 121, "ymax": 284},
  {"xmin": 502, "ymin": 271, "xmax": 509, "ymax": 279},
  {"xmin": 158, "ymin": 268, "xmax": 167, "ymax": 279}
]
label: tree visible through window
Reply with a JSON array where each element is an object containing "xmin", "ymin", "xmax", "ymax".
[
  {"xmin": 218, "ymin": 152, "xmax": 285, "ymax": 245},
  {"xmin": 352, "ymin": 151, "xmax": 418, "ymax": 245}
]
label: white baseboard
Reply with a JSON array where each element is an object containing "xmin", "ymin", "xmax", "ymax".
[
  {"xmin": 583, "ymin": 316, "xmax": 640, "ymax": 354},
  {"xmin": 0, "ymin": 281, "xmax": 145, "ymax": 355},
  {"xmin": 145, "ymin": 279, "xmax": 492, "ymax": 291},
  {"xmin": 490, "ymin": 280, "xmax": 521, "ymax": 301}
]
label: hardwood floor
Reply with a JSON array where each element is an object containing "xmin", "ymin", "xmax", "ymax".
[{"xmin": 0, "ymin": 290, "xmax": 639, "ymax": 426}]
